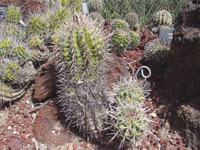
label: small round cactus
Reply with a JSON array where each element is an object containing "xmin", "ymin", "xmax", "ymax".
[
  {"xmin": 144, "ymin": 39, "xmax": 170, "ymax": 64},
  {"xmin": 88, "ymin": 0, "xmax": 103, "ymax": 13},
  {"xmin": 111, "ymin": 19, "xmax": 129, "ymax": 31},
  {"xmin": 59, "ymin": 0, "xmax": 82, "ymax": 12},
  {"xmin": 125, "ymin": 12, "xmax": 140, "ymax": 31},
  {"xmin": 111, "ymin": 29, "xmax": 140, "ymax": 53},
  {"xmin": 89, "ymin": 12, "xmax": 103, "ymax": 23},
  {"xmin": 106, "ymin": 78, "xmax": 152, "ymax": 148},
  {"xmin": 153, "ymin": 10, "xmax": 172, "ymax": 26},
  {"xmin": 6, "ymin": 6, "xmax": 21, "ymax": 23}
]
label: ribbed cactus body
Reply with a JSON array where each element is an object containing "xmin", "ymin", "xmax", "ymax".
[
  {"xmin": 154, "ymin": 10, "xmax": 172, "ymax": 26},
  {"xmin": 88, "ymin": 0, "xmax": 103, "ymax": 13},
  {"xmin": 54, "ymin": 14, "xmax": 110, "ymax": 141},
  {"xmin": 107, "ymin": 78, "xmax": 151, "ymax": 148},
  {"xmin": 125, "ymin": 12, "xmax": 139, "ymax": 31},
  {"xmin": 112, "ymin": 19, "xmax": 129, "ymax": 31}
]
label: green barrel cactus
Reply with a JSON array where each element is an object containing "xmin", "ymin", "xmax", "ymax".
[
  {"xmin": 144, "ymin": 39, "xmax": 170, "ymax": 65},
  {"xmin": 153, "ymin": 10, "xmax": 172, "ymax": 27},
  {"xmin": 6, "ymin": 7, "xmax": 21, "ymax": 23},
  {"xmin": 111, "ymin": 19, "xmax": 129, "ymax": 31},
  {"xmin": 125, "ymin": 12, "xmax": 140, "ymax": 32},
  {"xmin": 106, "ymin": 78, "xmax": 152, "ymax": 148},
  {"xmin": 59, "ymin": 0, "xmax": 82, "ymax": 12},
  {"xmin": 111, "ymin": 29, "xmax": 140, "ymax": 54},
  {"xmin": 88, "ymin": 0, "xmax": 103, "ymax": 13}
]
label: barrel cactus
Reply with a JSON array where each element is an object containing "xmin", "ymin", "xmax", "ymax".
[
  {"xmin": 53, "ymin": 14, "xmax": 110, "ymax": 141},
  {"xmin": 144, "ymin": 39, "xmax": 170, "ymax": 65},
  {"xmin": 88, "ymin": 0, "xmax": 103, "ymax": 13},
  {"xmin": 6, "ymin": 6, "xmax": 21, "ymax": 23},
  {"xmin": 153, "ymin": 10, "xmax": 172, "ymax": 27},
  {"xmin": 111, "ymin": 29, "xmax": 140, "ymax": 54},
  {"xmin": 106, "ymin": 78, "xmax": 152, "ymax": 148},
  {"xmin": 125, "ymin": 12, "xmax": 140, "ymax": 32},
  {"xmin": 111, "ymin": 19, "xmax": 129, "ymax": 31},
  {"xmin": 89, "ymin": 12, "xmax": 103, "ymax": 23},
  {"xmin": 59, "ymin": 0, "xmax": 82, "ymax": 12}
]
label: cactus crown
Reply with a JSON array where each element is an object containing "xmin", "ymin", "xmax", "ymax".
[
  {"xmin": 153, "ymin": 10, "xmax": 172, "ymax": 26},
  {"xmin": 88, "ymin": 0, "xmax": 103, "ymax": 13},
  {"xmin": 125, "ymin": 12, "xmax": 139, "ymax": 31},
  {"xmin": 6, "ymin": 7, "xmax": 21, "ymax": 23},
  {"xmin": 54, "ymin": 14, "xmax": 109, "ymax": 81}
]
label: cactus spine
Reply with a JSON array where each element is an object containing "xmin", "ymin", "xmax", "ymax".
[{"xmin": 6, "ymin": 6, "xmax": 21, "ymax": 23}]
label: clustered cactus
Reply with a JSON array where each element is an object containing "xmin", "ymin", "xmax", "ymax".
[
  {"xmin": 144, "ymin": 39, "xmax": 170, "ymax": 65},
  {"xmin": 88, "ymin": 0, "xmax": 103, "ymax": 13},
  {"xmin": 153, "ymin": 10, "xmax": 172, "ymax": 27},
  {"xmin": 111, "ymin": 19, "xmax": 140, "ymax": 54},
  {"xmin": 125, "ymin": 12, "xmax": 140, "ymax": 32}
]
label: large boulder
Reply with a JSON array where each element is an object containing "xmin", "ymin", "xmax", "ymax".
[{"xmin": 164, "ymin": 0, "xmax": 200, "ymax": 102}]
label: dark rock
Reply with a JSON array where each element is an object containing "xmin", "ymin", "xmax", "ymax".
[
  {"xmin": 163, "ymin": 1, "xmax": 200, "ymax": 149},
  {"xmin": 33, "ymin": 101, "xmax": 72, "ymax": 146},
  {"xmin": 164, "ymin": 0, "xmax": 200, "ymax": 102},
  {"xmin": 33, "ymin": 58, "xmax": 56, "ymax": 102}
]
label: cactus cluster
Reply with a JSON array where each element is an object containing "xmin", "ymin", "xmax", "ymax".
[
  {"xmin": 88, "ymin": 0, "xmax": 103, "ymax": 13},
  {"xmin": 6, "ymin": 6, "xmax": 21, "ymax": 23},
  {"xmin": 144, "ymin": 39, "xmax": 170, "ymax": 65},
  {"xmin": 106, "ymin": 78, "xmax": 152, "ymax": 148},
  {"xmin": 153, "ymin": 10, "xmax": 172, "ymax": 27},
  {"xmin": 125, "ymin": 12, "xmax": 140, "ymax": 32}
]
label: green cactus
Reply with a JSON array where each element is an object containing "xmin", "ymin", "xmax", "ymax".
[
  {"xmin": 144, "ymin": 39, "xmax": 170, "ymax": 64},
  {"xmin": 88, "ymin": 0, "xmax": 103, "ymax": 13},
  {"xmin": 125, "ymin": 12, "xmax": 140, "ymax": 31},
  {"xmin": 89, "ymin": 12, "xmax": 103, "ymax": 23},
  {"xmin": 107, "ymin": 78, "xmax": 151, "ymax": 148},
  {"xmin": 111, "ymin": 29, "xmax": 140, "ymax": 53},
  {"xmin": 153, "ymin": 10, "xmax": 172, "ymax": 26},
  {"xmin": 0, "ymin": 37, "xmax": 29, "ymax": 61},
  {"xmin": 6, "ymin": 7, "xmax": 21, "ymax": 23},
  {"xmin": 54, "ymin": 14, "xmax": 111, "ymax": 141},
  {"xmin": 59, "ymin": 0, "xmax": 82, "ymax": 12},
  {"xmin": 112, "ymin": 19, "xmax": 129, "ymax": 31}
]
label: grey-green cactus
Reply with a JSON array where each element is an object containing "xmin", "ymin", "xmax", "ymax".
[
  {"xmin": 106, "ymin": 78, "xmax": 152, "ymax": 148},
  {"xmin": 88, "ymin": 0, "xmax": 103, "ymax": 13},
  {"xmin": 125, "ymin": 12, "xmax": 140, "ymax": 31},
  {"xmin": 153, "ymin": 10, "xmax": 172, "ymax": 26},
  {"xmin": 6, "ymin": 6, "xmax": 21, "ymax": 23}
]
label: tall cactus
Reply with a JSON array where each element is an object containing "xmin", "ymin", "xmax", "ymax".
[{"xmin": 53, "ymin": 14, "xmax": 111, "ymax": 141}]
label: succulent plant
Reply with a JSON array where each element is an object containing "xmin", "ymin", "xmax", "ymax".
[
  {"xmin": 125, "ymin": 12, "xmax": 140, "ymax": 31},
  {"xmin": 59, "ymin": 0, "xmax": 82, "ymax": 12},
  {"xmin": 53, "ymin": 14, "xmax": 110, "ymax": 141},
  {"xmin": 144, "ymin": 39, "xmax": 170, "ymax": 65},
  {"xmin": 106, "ymin": 78, "xmax": 151, "ymax": 148},
  {"xmin": 111, "ymin": 19, "xmax": 129, "ymax": 31},
  {"xmin": 111, "ymin": 29, "xmax": 140, "ymax": 54},
  {"xmin": 88, "ymin": 0, "xmax": 103, "ymax": 13},
  {"xmin": 6, "ymin": 7, "xmax": 21, "ymax": 23},
  {"xmin": 153, "ymin": 10, "xmax": 172, "ymax": 27},
  {"xmin": 89, "ymin": 12, "xmax": 103, "ymax": 23}
]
